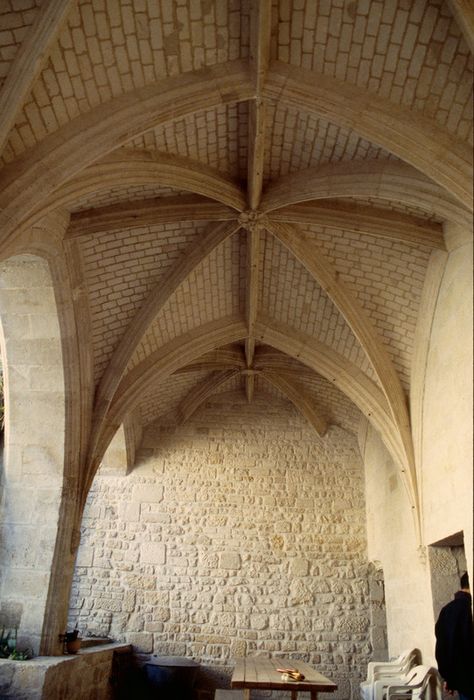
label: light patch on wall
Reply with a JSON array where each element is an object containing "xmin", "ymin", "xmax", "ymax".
[
  {"xmin": 389, "ymin": 474, "xmax": 398, "ymax": 492},
  {"xmin": 140, "ymin": 542, "xmax": 166, "ymax": 565}
]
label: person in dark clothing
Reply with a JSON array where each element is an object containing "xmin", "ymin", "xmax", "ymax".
[{"xmin": 435, "ymin": 572, "xmax": 474, "ymax": 700}]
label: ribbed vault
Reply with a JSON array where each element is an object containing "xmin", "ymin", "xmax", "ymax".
[{"xmin": 0, "ymin": 0, "xmax": 473, "ymax": 551}]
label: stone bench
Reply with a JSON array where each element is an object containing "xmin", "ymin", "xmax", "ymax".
[{"xmin": 215, "ymin": 691, "xmax": 244, "ymax": 699}]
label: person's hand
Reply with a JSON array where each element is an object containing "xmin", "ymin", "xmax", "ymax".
[{"xmin": 443, "ymin": 682, "xmax": 454, "ymax": 696}]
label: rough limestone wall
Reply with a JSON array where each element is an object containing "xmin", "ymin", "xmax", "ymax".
[{"xmin": 69, "ymin": 393, "xmax": 372, "ymax": 699}]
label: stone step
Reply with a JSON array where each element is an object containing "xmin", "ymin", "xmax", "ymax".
[{"xmin": 215, "ymin": 691, "xmax": 244, "ymax": 699}]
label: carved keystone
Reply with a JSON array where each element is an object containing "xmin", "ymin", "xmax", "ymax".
[{"xmin": 238, "ymin": 210, "xmax": 269, "ymax": 232}]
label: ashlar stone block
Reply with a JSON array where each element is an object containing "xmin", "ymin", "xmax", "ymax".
[
  {"xmin": 132, "ymin": 483, "xmax": 163, "ymax": 503},
  {"xmin": 2, "ymin": 568, "xmax": 50, "ymax": 598},
  {"xmin": 0, "ymin": 601, "xmax": 23, "ymax": 630},
  {"xmin": 76, "ymin": 547, "xmax": 94, "ymax": 568},
  {"xmin": 123, "ymin": 502, "xmax": 140, "ymax": 522},
  {"xmin": 145, "ymin": 591, "xmax": 169, "ymax": 606},
  {"xmin": 128, "ymin": 613, "xmax": 144, "ymax": 631},
  {"xmin": 122, "ymin": 591, "xmax": 136, "ymax": 613},
  {"xmin": 290, "ymin": 557, "xmax": 309, "ymax": 576},
  {"xmin": 140, "ymin": 542, "xmax": 166, "ymax": 565},
  {"xmin": 250, "ymin": 614, "xmax": 268, "ymax": 630},
  {"xmin": 219, "ymin": 552, "xmax": 241, "ymax": 569},
  {"xmin": 101, "ymin": 597, "xmax": 122, "ymax": 613},
  {"xmin": 230, "ymin": 639, "xmax": 247, "ymax": 657},
  {"xmin": 22, "ymin": 445, "xmax": 59, "ymax": 475},
  {"xmin": 153, "ymin": 607, "xmax": 170, "ymax": 622},
  {"xmin": 127, "ymin": 632, "xmax": 153, "ymax": 653}
]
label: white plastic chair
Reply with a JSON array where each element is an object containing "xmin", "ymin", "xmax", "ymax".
[
  {"xmin": 413, "ymin": 668, "xmax": 442, "ymax": 700},
  {"xmin": 373, "ymin": 666, "xmax": 441, "ymax": 700},
  {"xmin": 361, "ymin": 649, "xmax": 421, "ymax": 700}
]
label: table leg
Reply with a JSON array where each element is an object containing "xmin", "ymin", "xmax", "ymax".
[
  {"xmin": 291, "ymin": 691, "xmax": 298, "ymax": 700},
  {"xmin": 243, "ymin": 690, "xmax": 251, "ymax": 700},
  {"xmin": 310, "ymin": 692, "xmax": 318, "ymax": 700}
]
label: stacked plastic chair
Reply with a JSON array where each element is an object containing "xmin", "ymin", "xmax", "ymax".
[
  {"xmin": 361, "ymin": 649, "xmax": 421, "ymax": 700},
  {"xmin": 372, "ymin": 666, "xmax": 442, "ymax": 700}
]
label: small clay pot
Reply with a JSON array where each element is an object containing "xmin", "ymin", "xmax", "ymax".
[{"xmin": 66, "ymin": 638, "xmax": 82, "ymax": 654}]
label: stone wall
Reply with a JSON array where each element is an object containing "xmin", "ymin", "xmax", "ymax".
[
  {"xmin": 361, "ymin": 238, "xmax": 473, "ymax": 665},
  {"xmin": 0, "ymin": 643, "xmax": 129, "ymax": 700},
  {"xmin": 69, "ymin": 393, "xmax": 373, "ymax": 698},
  {"xmin": 361, "ymin": 421, "xmax": 434, "ymax": 658},
  {"xmin": 420, "ymin": 239, "xmax": 473, "ymax": 577}
]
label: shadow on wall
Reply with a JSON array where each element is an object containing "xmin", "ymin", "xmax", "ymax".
[
  {"xmin": 368, "ymin": 561, "xmax": 388, "ymax": 662},
  {"xmin": 0, "ymin": 360, "xmax": 4, "ymax": 446},
  {"xmin": 428, "ymin": 531, "xmax": 467, "ymax": 620}
]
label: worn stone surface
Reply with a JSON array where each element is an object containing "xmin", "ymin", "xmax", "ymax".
[
  {"xmin": 69, "ymin": 395, "xmax": 372, "ymax": 697},
  {"xmin": 0, "ymin": 255, "xmax": 66, "ymax": 656},
  {"xmin": 0, "ymin": 644, "xmax": 128, "ymax": 700}
]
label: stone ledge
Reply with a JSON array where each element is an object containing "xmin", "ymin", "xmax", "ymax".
[
  {"xmin": 0, "ymin": 642, "xmax": 130, "ymax": 668},
  {"xmin": 0, "ymin": 644, "xmax": 131, "ymax": 699}
]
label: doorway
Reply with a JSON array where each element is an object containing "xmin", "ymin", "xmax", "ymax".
[{"xmin": 428, "ymin": 532, "xmax": 467, "ymax": 620}]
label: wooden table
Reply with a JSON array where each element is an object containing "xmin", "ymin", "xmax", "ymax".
[{"xmin": 231, "ymin": 656, "xmax": 337, "ymax": 700}]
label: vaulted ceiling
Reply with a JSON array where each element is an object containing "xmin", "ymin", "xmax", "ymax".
[{"xmin": 0, "ymin": 0, "xmax": 472, "ymax": 528}]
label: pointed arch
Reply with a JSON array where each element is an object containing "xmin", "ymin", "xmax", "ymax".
[
  {"xmin": 177, "ymin": 369, "xmax": 241, "ymax": 424},
  {"xmin": 0, "ymin": 211, "xmax": 94, "ymax": 655},
  {"xmin": 83, "ymin": 315, "xmax": 248, "ymax": 503},
  {"xmin": 0, "ymin": 60, "xmax": 252, "ymax": 247},
  {"xmin": 177, "ymin": 366, "xmax": 328, "ymax": 438},
  {"xmin": 266, "ymin": 219, "xmax": 417, "ymax": 509},
  {"xmin": 254, "ymin": 314, "xmax": 420, "ymax": 532},
  {"xmin": 260, "ymin": 370, "xmax": 328, "ymax": 436},
  {"xmin": 264, "ymin": 61, "xmax": 472, "ymax": 208},
  {"xmin": 6, "ymin": 151, "xmax": 246, "ymax": 250},
  {"xmin": 88, "ymin": 220, "xmax": 241, "ymax": 474},
  {"xmin": 91, "ymin": 314, "xmax": 401, "ymax": 491},
  {"xmin": 261, "ymin": 160, "xmax": 471, "ymax": 228}
]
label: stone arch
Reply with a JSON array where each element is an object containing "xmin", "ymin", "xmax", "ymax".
[
  {"xmin": 91, "ymin": 315, "xmax": 403, "ymax": 502},
  {"xmin": 264, "ymin": 61, "xmax": 472, "ymax": 208},
  {"xmin": 261, "ymin": 161, "xmax": 471, "ymax": 227},
  {"xmin": 6, "ymin": 152, "xmax": 244, "ymax": 249},
  {"xmin": 0, "ymin": 61, "xmax": 252, "ymax": 246},
  {"xmin": 1, "ymin": 60, "xmax": 471, "ymax": 252},
  {"xmin": 51, "ymin": 151, "xmax": 246, "ymax": 215},
  {"xmin": 0, "ymin": 211, "xmax": 92, "ymax": 656},
  {"xmin": 252, "ymin": 316, "xmax": 407, "ymax": 472},
  {"xmin": 83, "ymin": 316, "xmax": 248, "ymax": 503},
  {"xmin": 0, "ymin": 253, "xmax": 67, "ymax": 655},
  {"xmin": 88, "ymin": 221, "xmax": 241, "ymax": 474}
]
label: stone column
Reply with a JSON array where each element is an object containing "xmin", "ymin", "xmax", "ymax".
[{"xmin": 0, "ymin": 244, "xmax": 73, "ymax": 655}]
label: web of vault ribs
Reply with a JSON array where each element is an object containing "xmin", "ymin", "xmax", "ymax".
[{"xmin": 70, "ymin": 0, "xmax": 458, "ymax": 530}]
